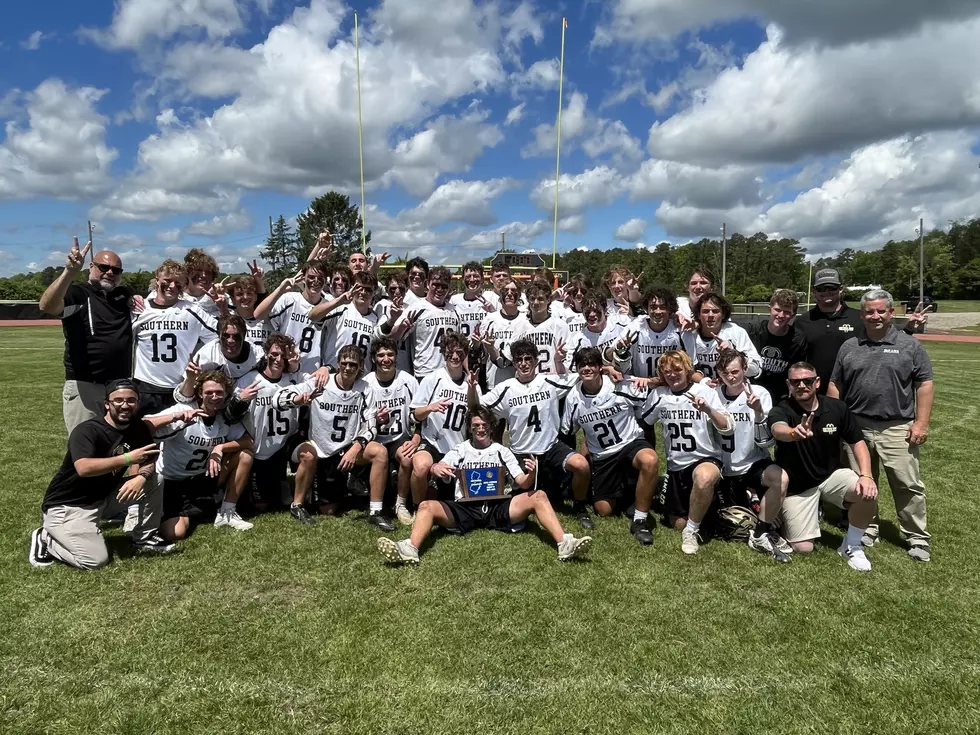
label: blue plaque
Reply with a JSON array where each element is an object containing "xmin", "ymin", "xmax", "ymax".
[{"xmin": 459, "ymin": 466, "xmax": 507, "ymax": 502}]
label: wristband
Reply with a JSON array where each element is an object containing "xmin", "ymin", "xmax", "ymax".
[
  {"xmin": 124, "ymin": 452, "xmax": 132, "ymax": 467},
  {"xmin": 859, "ymin": 474, "xmax": 873, "ymax": 479},
  {"xmin": 355, "ymin": 437, "xmax": 368, "ymax": 449}
]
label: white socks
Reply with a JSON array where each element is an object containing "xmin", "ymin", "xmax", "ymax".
[
  {"xmin": 394, "ymin": 496, "xmax": 407, "ymax": 510},
  {"xmin": 846, "ymin": 524, "xmax": 864, "ymax": 548},
  {"xmin": 633, "ymin": 509, "xmax": 648, "ymax": 523},
  {"xmin": 369, "ymin": 501, "xmax": 383, "ymax": 514},
  {"xmin": 219, "ymin": 501, "xmax": 236, "ymax": 515},
  {"xmin": 685, "ymin": 519, "xmax": 701, "ymax": 534}
]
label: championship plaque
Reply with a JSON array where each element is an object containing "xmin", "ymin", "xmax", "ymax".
[{"xmin": 458, "ymin": 466, "xmax": 509, "ymax": 502}]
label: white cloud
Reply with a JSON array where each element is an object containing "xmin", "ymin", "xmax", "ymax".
[
  {"xmin": 459, "ymin": 219, "xmax": 549, "ymax": 250},
  {"xmin": 558, "ymin": 214, "xmax": 587, "ymax": 233},
  {"xmin": 524, "ymin": 92, "xmax": 643, "ymax": 166},
  {"xmin": 524, "ymin": 91, "xmax": 588, "ymax": 156},
  {"xmin": 91, "ymin": 188, "xmax": 240, "ymax": 222},
  {"xmin": 505, "ymin": 103, "xmax": 525, "ymax": 126},
  {"xmin": 402, "ymin": 177, "xmax": 517, "ymax": 228},
  {"xmin": 626, "ymin": 159, "xmax": 762, "ymax": 209},
  {"xmin": 0, "ymin": 79, "xmax": 117, "ymax": 200},
  {"xmin": 511, "ymin": 58, "xmax": 559, "ymax": 90},
  {"xmin": 648, "ymin": 19, "xmax": 980, "ymax": 165},
  {"xmin": 654, "ymin": 202, "xmax": 761, "ymax": 239},
  {"xmin": 185, "ymin": 209, "xmax": 252, "ymax": 236},
  {"xmin": 615, "ymin": 217, "xmax": 647, "ymax": 241},
  {"xmin": 22, "ymin": 31, "xmax": 45, "ymax": 51},
  {"xmin": 530, "ymin": 166, "xmax": 626, "ymax": 216},
  {"xmin": 157, "ymin": 228, "xmax": 182, "ymax": 243}
]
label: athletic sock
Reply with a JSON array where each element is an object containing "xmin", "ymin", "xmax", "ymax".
[
  {"xmin": 394, "ymin": 495, "xmax": 406, "ymax": 510},
  {"xmin": 633, "ymin": 509, "xmax": 648, "ymax": 523},
  {"xmin": 369, "ymin": 501, "xmax": 383, "ymax": 514},
  {"xmin": 846, "ymin": 524, "xmax": 864, "ymax": 548},
  {"xmin": 559, "ymin": 533, "xmax": 572, "ymax": 547},
  {"xmin": 754, "ymin": 521, "xmax": 772, "ymax": 538},
  {"xmin": 219, "ymin": 501, "xmax": 236, "ymax": 515},
  {"xmin": 685, "ymin": 519, "xmax": 700, "ymax": 534}
]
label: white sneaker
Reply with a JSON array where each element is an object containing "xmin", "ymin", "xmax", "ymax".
[
  {"xmin": 395, "ymin": 504, "xmax": 414, "ymax": 527},
  {"xmin": 681, "ymin": 527, "xmax": 700, "ymax": 555},
  {"xmin": 838, "ymin": 541, "xmax": 872, "ymax": 572},
  {"xmin": 214, "ymin": 510, "xmax": 254, "ymax": 532},
  {"xmin": 377, "ymin": 537, "xmax": 419, "ymax": 564},
  {"xmin": 557, "ymin": 533, "xmax": 592, "ymax": 561}
]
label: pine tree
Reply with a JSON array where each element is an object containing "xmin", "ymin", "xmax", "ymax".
[
  {"xmin": 296, "ymin": 192, "xmax": 371, "ymax": 264},
  {"xmin": 260, "ymin": 215, "xmax": 298, "ymax": 286}
]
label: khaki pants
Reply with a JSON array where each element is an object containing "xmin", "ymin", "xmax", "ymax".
[
  {"xmin": 62, "ymin": 380, "xmax": 106, "ymax": 436},
  {"xmin": 845, "ymin": 417, "xmax": 929, "ymax": 544},
  {"xmin": 42, "ymin": 475, "xmax": 163, "ymax": 570},
  {"xmin": 780, "ymin": 468, "xmax": 858, "ymax": 543}
]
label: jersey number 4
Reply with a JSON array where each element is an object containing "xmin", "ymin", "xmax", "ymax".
[
  {"xmin": 150, "ymin": 333, "xmax": 177, "ymax": 363},
  {"xmin": 526, "ymin": 405, "xmax": 542, "ymax": 433}
]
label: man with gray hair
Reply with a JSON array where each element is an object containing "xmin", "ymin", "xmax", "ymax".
[{"xmin": 828, "ymin": 289, "xmax": 934, "ymax": 561}]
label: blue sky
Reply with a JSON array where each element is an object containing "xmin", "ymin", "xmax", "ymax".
[{"xmin": 1, "ymin": 0, "xmax": 979, "ymax": 276}]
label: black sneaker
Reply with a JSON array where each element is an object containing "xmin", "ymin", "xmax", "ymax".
[
  {"xmin": 290, "ymin": 504, "xmax": 316, "ymax": 526},
  {"xmin": 133, "ymin": 534, "xmax": 176, "ymax": 554},
  {"xmin": 629, "ymin": 519, "xmax": 654, "ymax": 546},
  {"xmin": 28, "ymin": 528, "xmax": 55, "ymax": 568},
  {"xmin": 574, "ymin": 504, "xmax": 595, "ymax": 531},
  {"xmin": 368, "ymin": 512, "xmax": 396, "ymax": 532},
  {"xmin": 347, "ymin": 473, "xmax": 370, "ymax": 497}
]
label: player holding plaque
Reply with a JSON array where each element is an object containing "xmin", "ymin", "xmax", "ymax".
[{"xmin": 376, "ymin": 408, "xmax": 593, "ymax": 564}]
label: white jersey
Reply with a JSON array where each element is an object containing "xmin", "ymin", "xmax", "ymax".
[
  {"xmin": 622, "ymin": 318, "xmax": 685, "ymax": 378},
  {"xmin": 243, "ymin": 315, "xmax": 272, "ymax": 348},
  {"xmin": 181, "ymin": 291, "xmax": 223, "ymax": 318},
  {"xmin": 562, "ymin": 377, "xmax": 646, "ymax": 459},
  {"xmin": 449, "ymin": 293, "xmax": 490, "ymax": 340},
  {"xmin": 132, "ymin": 300, "xmax": 218, "ymax": 389},
  {"xmin": 563, "ymin": 309, "xmax": 587, "ymax": 335},
  {"xmin": 482, "ymin": 290, "xmax": 501, "ymax": 311},
  {"xmin": 510, "ymin": 315, "xmax": 573, "ymax": 375},
  {"xmin": 640, "ymin": 381, "xmax": 733, "ymax": 472},
  {"xmin": 482, "ymin": 374, "xmax": 576, "ymax": 454},
  {"xmin": 393, "ymin": 298, "xmax": 460, "ymax": 378},
  {"xmin": 364, "ymin": 370, "xmax": 419, "ymax": 445},
  {"xmin": 404, "ymin": 289, "xmax": 423, "ymax": 306},
  {"xmin": 269, "ymin": 291, "xmax": 324, "ymax": 373},
  {"xmin": 715, "ymin": 384, "xmax": 775, "ymax": 476},
  {"xmin": 373, "ymin": 300, "xmax": 412, "ymax": 374},
  {"xmin": 573, "ymin": 316, "xmax": 630, "ymax": 363},
  {"xmin": 411, "ymin": 369, "xmax": 478, "ymax": 455},
  {"xmin": 192, "ymin": 339, "xmax": 264, "ymax": 381},
  {"xmin": 677, "ymin": 296, "xmax": 694, "ymax": 320},
  {"xmin": 150, "ymin": 405, "xmax": 246, "ymax": 480},
  {"xmin": 288, "ymin": 374, "xmax": 377, "ymax": 458},
  {"xmin": 479, "ymin": 311, "xmax": 530, "ymax": 389},
  {"xmin": 320, "ymin": 303, "xmax": 378, "ymax": 370},
  {"xmin": 681, "ymin": 322, "xmax": 763, "ymax": 380},
  {"xmin": 441, "ymin": 441, "xmax": 525, "ymax": 501},
  {"xmin": 234, "ymin": 370, "xmax": 305, "ymax": 460}
]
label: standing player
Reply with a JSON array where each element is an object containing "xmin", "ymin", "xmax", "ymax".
[
  {"xmin": 450, "ymin": 262, "xmax": 493, "ymax": 340},
  {"xmin": 374, "ymin": 271, "xmax": 413, "ymax": 374},
  {"xmin": 714, "ymin": 349, "xmax": 791, "ymax": 562},
  {"xmin": 312, "ymin": 272, "xmax": 380, "ymax": 370},
  {"xmin": 682, "ymin": 292, "xmax": 762, "ymax": 382},
  {"xmin": 676, "ymin": 268, "xmax": 713, "ymax": 324},
  {"xmin": 640, "ymin": 350, "xmax": 733, "ymax": 554},
  {"xmin": 603, "ymin": 267, "xmax": 642, "ymax": 317},
  {"xmin": 510, "ymin": 282, "xmax": 573, "ymax": 375},
  {"xmin": 555, "ymin": 276, "xmax": 589, "ymax": 334},
  {"xmin": 328, "ymin": 265, "xmax": 353, "ymax": 300},
  {"xmin": 179, "ymin": 249, "xmax": 222, "ymax": 318},
  {"xmin": 254, "ymin": 260, "xmax": 328, "ymax": 374},
  {"xmin": 377, "ymin": 407, "xmax": 592, "ymax": 564},
  {"xmin": 481, "ymin": 262, "xmax": 512, "ymax": 311},
  {"xmin": 746, "ymin": 289, "xmax": 809, "ymax": 400},
  {"xmin": 285, "ymin": 345, "xmax": 395, "ymax": 530},
  {"xmin": 227, "ymin": 270, "xmax": 272, "ymax": 348},
  {"xmin": 613, "ymin": 286, "xmax": 685, "ymax": 379},
  {"xmin": 132, "ymin": 260, "xmax": 219, "ymax": 415},
  {"xmin": 363, "ymin": 337, "xmax": 421, "ymax": 526},
  {"xmin": 477, "ymin": 278, "xmax": 529, "ymax": 390},
  {"xmin": 408, "ymin": 334, "xmax": 477, "ymax": 505},
  {"xmin": 144, "ymin": 370, "xmax": 253, "ymax": 541},
  {"xmin": 562, "ymin": 349, "xmax": 658, "ymax": 545},
  {"xmin": 472, "ymin": 339, "xmax": 594, "ymax": 529},
  {"xmin": 573, "ymin": 291, "xmax": 630, "ymax": 362},
  {"xmin": 404, "ymin": 257, "xmax": 429, "ymax": 306},
  {"xmin": 388, "ymin": 266, "xmax": 460, "ymax": 379}
]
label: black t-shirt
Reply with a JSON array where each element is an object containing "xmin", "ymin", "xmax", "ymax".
[
  {"xmin": 61, "ymin": 282, "xmax": 135, "ymax": 382},
  {"xmin": 746, "ymin": 320, "xmax": 808, "ymax": 400},
  {"xmin": 794, "ymin": 304, "xmax": 863, "ymax": 394},
  {"xmin": 768, "ymin": 396, "xmax": 863, "ymax": 494},
  {"xmin": 42, "ymin": 417, "xmax": 153, "ymax": 512}
]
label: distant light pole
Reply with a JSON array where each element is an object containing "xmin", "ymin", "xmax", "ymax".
[
  {"xmin": 720, "ymin": 222, "xmax": 727, "ymax": 296},
  {"xmin": 915, "ymin": 218, "xmax": 924, "ymax": 304}
]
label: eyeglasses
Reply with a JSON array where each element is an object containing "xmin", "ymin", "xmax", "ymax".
[
  {"xmin": 789, "ymin": 377, "xmax": 817, "ymax": 387},
  {"xmin": 306, "ymin": 275, "xmax": 325, "ymax": 284},
  {"xmin": 222, "ymin": 332, "xmax": 243, "ymax": 341},
  {"xmin": 471, "ymin": 423, "xmax": 489, "ymax": 431},
  {"xmin": 514, "ymin": 355, "xmax": 536, "ymax": 364},
  {"xmin": 445, "ymin": 348, "xmax": 466, "ymax": 357},
  {"xmin": 109, "ymin": 398, "xmax": 138, "ymax": 406},
  {"xmin": 814, "ymin": 286, "xmax": 839, "ymax": 293},
  {"xmin": 94, "ymin": 263, "xmax": 123, "ymax": 276},
  {"xmin": 431, "ymin": 282, "xmax": 449, "ymax": 291}
]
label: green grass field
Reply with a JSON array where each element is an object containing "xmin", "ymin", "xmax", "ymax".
[
  {"xmin": 2, "ymin": 327, "xmax": 979, "ymax": 734},
  {"xmin": 935, "ymin": 300, "xmax": 980, "ymax": 313}
]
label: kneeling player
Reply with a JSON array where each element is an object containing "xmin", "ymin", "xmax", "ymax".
[
  {"xmin": 563, "ymin": 348, "xmax": 658, "ymax": 545},
  {"xmin": 640, "ymin": 351, "xmax": 733, "ymax": 555},
  {"xmin": 145, "ymin": 370, "xmax": 253, "ymax": 541},
  {"xmin": 285, "ymin": 345, "xmax": 395, "ymax": 530},
  {"xmin": 714, "ymin": 348, "xmax": 791, "ymax": 563},
  {"xmin": 377, "ymin": 408, "xmax": 592, "ymax": 564}
]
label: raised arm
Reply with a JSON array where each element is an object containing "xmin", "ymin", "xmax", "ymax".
[
  {"xmin": 253, "ymin": 272, "xmax": 300, "ymax": 320},
  {"xmin": 40, "ymin": 237, "xmax": 90, "ymax": 315}
]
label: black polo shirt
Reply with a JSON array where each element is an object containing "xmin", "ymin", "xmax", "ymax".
[
  {"xmin": 61, "ymin": 282, "xmax": 134, "ymax": 383},
  {"xmin": 768, "ymin": 396, "xmax": 863, "ymax": 494},
  {"xmin": 794, "ymin": 303, "xmax": 864, "ymax": 393},
  {"xmin": 745, "ymin": 320, "xmax": 808, "ymax": 400},
  {"xmin": 42, "ymin": 417, "xmax": 153, "ymax": 512}
]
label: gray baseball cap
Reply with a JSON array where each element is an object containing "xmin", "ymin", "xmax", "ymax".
[{"xmin": 813, "ymin": 268, "xmax": 841, "ymax": 287}]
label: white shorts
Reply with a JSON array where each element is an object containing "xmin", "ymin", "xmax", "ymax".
[{"xmin": 779, "ymin": 468, "xmax": 859, "ymax": 543}]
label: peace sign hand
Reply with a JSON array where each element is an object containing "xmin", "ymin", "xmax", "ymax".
[
  {"xmin": 792, "ymin": 412, "xmax": 814, "ymax": 441},
  {"xmin": 685, "ymin": 391, "xmax": 710, "ymax": 414},
  {"xmin": 66, "ymin": 236, "xmax": 92, "ymax": 273},
  {"xmin": 616, "ymin": 330, "xmax": 639, "ymax": 352},
  {"xmin": 906, "ymin": 302, "xmax": 932, "ymax": 332},
  {"xmin": 248, "ymin": 260, "xmax": 265, "ymax": 288},
  {"xmin": 237, "ymin": 377, "xmax": 263, "ymax": 403}
]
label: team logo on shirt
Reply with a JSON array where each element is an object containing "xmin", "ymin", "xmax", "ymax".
[
  {"xmin": 822, "ymin": 424, "xmax": 837, "ymax": 434},
  {"xmin": 884, "ymin": 348, "xmax": 899, "ymax": 354},
  {"xmin": 839, "ymin": 324, "xmax": 854, "ymax": 332}
]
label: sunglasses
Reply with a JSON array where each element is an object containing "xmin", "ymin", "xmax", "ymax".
[
  {"xmin": 388, "ymin": 285, "xmax": 405, "ymax": 292},
  {"xmin": 94, "ymin": 263, "xmax": 123, "ymax": 276},
  {"xmin": 789, "ymin": 377, "xmax": 817, "ymax": 387},
  {"xmin": 431, "ymin": 282, "xmax": 450, "ymax": 290},
  {"xmin": 814, "ymin": 286, "xmax": 839, "ymax": 293},
  {"xmin": 339, "ymin": 361, "xmax": 360, "ymax": 369},
  {"xmin": 514, "ymin": 355, "xmax": 536, "ymax": 364}
]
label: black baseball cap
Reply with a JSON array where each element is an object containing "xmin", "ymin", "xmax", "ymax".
[
  {"xmin": 813, "ymin": 268, "xmax": 841, "ymax": 287},
  {"xmin": 106, "ymin": 378, "xmax": 140, "ymax": 397}
]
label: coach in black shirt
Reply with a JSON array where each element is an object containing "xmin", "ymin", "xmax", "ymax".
[
  {"xmin": 40, "ymin": 237, "xmax": 140, "ymax": 434},
  {"xmin": 767, "ymin": 362, "xmax": 879, "ymax": 572}
]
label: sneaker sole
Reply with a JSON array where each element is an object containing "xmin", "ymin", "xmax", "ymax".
[
  {"xmin": 377, "ymin": 538, "xmax": 418, "ymax": 564},
  {"xmin": 28, "ymin": 529, "xmax": 54, "ymax": 568},
  {"xmin": 396, "ymin": 512, "xmax": 414, "ymax": 527},
  {"xmin": 559, "ymin": 536, "xmax": 592, "ymax": 561}
]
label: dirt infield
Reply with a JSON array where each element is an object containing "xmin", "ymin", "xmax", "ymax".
[
  {"xmin": 916, "ymin": 333, "xmax": 980, "ymax": 344},
  {"xmin": 0, "ymin": 320, "xmax": 60, "ymax": 327}
]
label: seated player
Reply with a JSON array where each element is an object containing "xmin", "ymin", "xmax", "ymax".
[
  {"xmin": 144, "ymin": 370, "xmax": 253, "ymax": 542},
  {"xmin": 29, "ymin": 379, "xmax": 173, "ymax": 569},
  {"xmin": 614, "ymin": 286, "xmax": 685, "ymax": 379},
  {"xmin": 639, "ymin": 350, "xmax": 734, "ymax": 555},
  {"xmin": 714, "ymin": 348, "xmax": 792, "ymax": 563},
  {"xmin": 682, "ymin": 292, "xmax": 762, "ymax": 382},
  {"xmin": 311, "ymin": 271, "xmax": 379, "ymax": 370},
  {"xmin": 376, "ymin": 408, "xmax": 592, "ymax": 564},
  {"xmin": 562, "ymin": 349, "xmax": 658, "ymax": 545},
  {"xmin": 363, "ymin": 337, "xmax": 421, "ymax": 526},
  {"xmin": 472, "ymin": 338, "xmax": 594, "ymax": 529},
  {"xmin": 408, "ymin": 334, "xmax": 478, "ymax": 504},
  {"xmin": 284, "ymin": 345, "xmax": 395, "ymax": 530}
]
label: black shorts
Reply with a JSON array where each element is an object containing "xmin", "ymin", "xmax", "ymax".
[
  {"xmin": 382, "ymin": 437, "xmax": 412, "ymax": 466},
  {"xmin": 310, "ymin": 454, "xmax": 368, "ymax": 506},
  {"xmin": 162, "ymin": 474, "xmax": 219, "ymax": 521},
  {"xmin": 516, "ymin": 443, "xmax": 574, "ymax": 476},
  {"xmin": 441, "ymin": 497, "xmax": 522, "ymax": 535},
  {"xmin": 720, "ymin": 458, "xmax": 777, "ymax": 508},
  {"xmin": 135, "ymin": 381, "xmax": 177, "ymax": 418},
  {"xmin": 589, "ymin": 438, "xmax": 654, "ymax": 505},
  {"xmin": 249, "ymin": 445, "xmax": 292, "ymax": 507},
  {"xmin": 420, "ymin": 445, "xmax": 455, "ymax": 501},
  {"xmin": 664, "ymin": 458, "xmax": 723, "ymax": 519}
]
